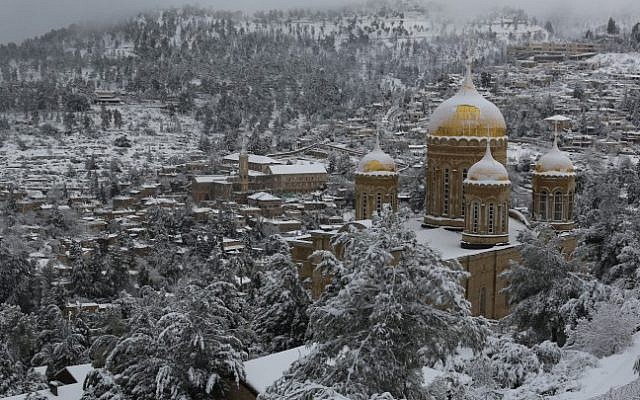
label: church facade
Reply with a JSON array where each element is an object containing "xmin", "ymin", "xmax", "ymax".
[{"xmin": 289, "ymin": 65, "xmax": 577, "ymax": 319}]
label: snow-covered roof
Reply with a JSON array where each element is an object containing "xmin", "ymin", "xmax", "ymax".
[
  {"xmin": 248, "ymin": 192, "xmax": 281, "ymax": 201},
  {"xmin": 268, "ymin": 163, "xmax": 326, "ymax": 175},
  {"xmin": 466, "ymin": 143, "xmax": 509, "ymax": 184},
  {"xmin": 357, "ymin": 140, "xmax": 396, "ymax": 173},
  {"xmin": 193, "ymin": 175, "xmax": 230, "ymax": 184},
  {"xmin": 244, "ymin": 345, "xmax": 313, "ymax": 393},
  {"xmin": 429, "ymin": 66, "xmax": 506, "ymax": 137},
  {"xmin": 407, "ymin": 215, "xmax": 527, "ymax": 260},
  {"xmin": 223, "ymin": 153, "xmax": 282, "ymax": 165},
  {"xmin": 535, "ymin": 136, "xmax": 574, "ymax": 175},
  {"xmin": 0, "ymin": 364, "xmax": 93, "ymax": 400}
]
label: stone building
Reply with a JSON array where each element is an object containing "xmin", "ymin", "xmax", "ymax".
[
  {"xmin": 462, "ymin": 143, "xmax": 512, "ymax": 248},
  {"xmin": 531, "ymin": 136, "xmax": 576, "ymax": 231},
  {"xmin": 288, "ymin": 64, "xmax": 577, "ymax": 320},
  {"xmin": 354, "ymin": 136, "xmax": 399, "ymax": 220},
  {"xmin": 192, "ymin": 150, "xmax": 328, "ymax": 204},
  {"xmin": 423, "ymin": 64, "xmax": 508, "ymax": 229}
]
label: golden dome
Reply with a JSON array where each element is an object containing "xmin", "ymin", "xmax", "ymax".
[
  {"xmin": 466, "ymin": 142, "xmax": 509, "ymax": 183},
  {"xmin": 429, "ymin": 66, "xmax": 506, "ymax": 138},
  {"xmin": 357, "ymin": 138, "xmax": 396, "ymax": 174},
  {"xmin": 535, "ymin": 136, "xmax": 574, "ymax": 174}
]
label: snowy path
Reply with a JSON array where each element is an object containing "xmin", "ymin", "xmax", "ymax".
[{"xmin": 550, "ymin": 333, "xmax": 640, "ymax": 400}]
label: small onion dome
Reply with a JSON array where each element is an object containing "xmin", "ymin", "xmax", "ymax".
[
  {"xmin": 429, "ymin": 66, "xmax": 506, "ymax": 138},
  {"xmin": 467, "ymin": 142, "xmax": 509, "ymax": 183},
  {"xmin": 535, "ymin": 136, "xmax": 574, "ymax": 174},
  {"xmin": 357, "ymin": 138, "xmax": 396, "ymax": 173}
]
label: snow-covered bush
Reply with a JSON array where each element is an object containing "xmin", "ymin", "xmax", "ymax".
[
  {"xmin": 570, "ymin": 300, "xmax": 640, "ymax": 358},
  {"xmin": 534, "ymin": 341, "xmax": 562, "ymax": 372},
  {"xmin": 486, "ymin": 337, "xmax": 541, "ymax": 389}
]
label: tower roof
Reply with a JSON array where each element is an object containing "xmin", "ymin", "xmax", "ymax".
[
  {"xmin": 428, "ymin": 62, "xmax": 506, "ymax": 138},
  {"xmin": 535, "ymin": 135, "xmax": 574, "ymax": 175},
  {"xmin": 356, "ymin": 132, "xmax": 396, "ymax": 174},
  {"xmin": 466, "ymin": 142, "xmax": 509, "ymax": 183}
]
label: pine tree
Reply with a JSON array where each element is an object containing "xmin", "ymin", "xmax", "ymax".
[
  {"xmin": 265, "ymin": 211, "xmax": 486, "ymax": 400},
  {"xmin": 607, "ymin": 17, "xmax": 620, "ymax": 35},
  {"xmin": 252, "ymin": 251, "xmax": 310, "ymax": 353},
  {"xmin": 99, "ymin": 285, "xmax": 248, "ymax": 399},
  {"xmin": 502, "ymin": 226, "xmax": 608, "ymax": 345}
]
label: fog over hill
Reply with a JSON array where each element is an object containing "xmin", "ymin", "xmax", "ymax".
[{"xmin": 1, "ymin": 0, "xmax": 638, "ymax": 43}]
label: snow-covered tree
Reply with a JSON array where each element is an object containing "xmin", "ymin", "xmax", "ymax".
[
  {"xmin": 98, "ymin": 285, "xmax": 248, "ymax": 399},
  {"xmin": 252, "ymin": 251, "xmax": 310, "ymax": 354},
  {"xmin": 502, "ymin": 226, "xmax": 609, "ymax": 345},
  {"xmin": 265, "ymin": 210, "xmax": 486, "ymax": 400},
  {"xmin": 570, "ymin": 299, "xmax": 640, "ymax": 358}
]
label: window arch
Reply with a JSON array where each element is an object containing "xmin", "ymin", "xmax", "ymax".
[
  {"xmin": 554, "ymin": 191, "xmax": 563, "ymax": 221},
  {"xmin": 539, "ymin": 190, "xmax": 548, "ymax": 220}
]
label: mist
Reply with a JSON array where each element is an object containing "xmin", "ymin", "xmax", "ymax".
[{"xmin": 1, "ymin": 0, "xmax": 638, "ymax": 44}]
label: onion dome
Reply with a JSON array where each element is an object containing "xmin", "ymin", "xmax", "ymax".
[
  {"xmin": 357, "ymin": 138, "xmax": 396, "ymax": 173},
  {"xmin": 429, "ymin": 64, "xmax": 506, "ymax": 138},
  {"xmin": 535, "ymin": 135, "xmax": 574, "ymax": 174},
  {"xmin": 467, "ymin": 142, "xmax": 509, "ymax": 183}
]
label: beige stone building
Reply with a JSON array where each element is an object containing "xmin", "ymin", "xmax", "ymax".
[
  {"xmin": 354, "ymin": 136, "xmax": 399, "ymax": 220},
  {"xmin": 531, "ymin": 136, "xmax": 576, "ymax": 232},
  {"xmin": 289, "ymin": 65, "xmax": 577, "ymax": 320}
]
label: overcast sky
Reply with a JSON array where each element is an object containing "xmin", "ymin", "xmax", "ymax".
[{"xmin": 0, "ymin": 0, "xmax": 637, "ymax": 44}]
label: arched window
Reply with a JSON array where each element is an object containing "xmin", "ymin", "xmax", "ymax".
[
  {"xmin": 554, "ymin": 191, "xmax": 563, "ymax": 221},
  {"xmin": 539, "ymin": 190, "xmax": 548, "ymax": 220},
  {"xmin": 443, "ymin": 168, "xmax": 450, "ymax": 216},
  {"xmin": 472, "ymin": 202, "xmax": 479, "ymax": 233},
  {"xmin": 479, "ymin": 287, "xmax": 487, "ymax": 315},
  {"xmin": 497, "ymin": 204, "xmax": 503, "ymax": 233},
  {"xmin": 488, "ymin": 203, "xmax": 495, "ymax": 234}
]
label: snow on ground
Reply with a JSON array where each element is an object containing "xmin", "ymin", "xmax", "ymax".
[
  {"xmin": 550, "ymin": 333, "xmax": 640, "ymax": 400},
  {"xmin": 587, "ymin": 53, "xmax": 640, "ymax": 75}
]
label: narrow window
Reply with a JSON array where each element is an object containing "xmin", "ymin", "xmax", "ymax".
[
  {"xmin": 362, "ymin": 192, "xmax": 367, "ymax": 218},
  {"xmin": 488, "ymin": 203, "xmax": 495, "ymax": 234},
  {"xmin": 539, "ymin": 191, "xmax": 548, "ymax": 220},
  {"xmin": 554, "ymin": 191, "xmax": 563, "ymax": 221},
  {"xmin": 479, "ymin": 287, "xmax": 487, "ymax": 315},
  {"xmin": 502, "ymin": 203, "xmax": 508, "ymax": 233},
  {"xmin": 443, "ymin": 168, "xmax": 450, "ymax": 216},
  {"xmin": 376, "ymin": 193, "xmax": 382, "ymax": 213},
  {"xmin": 567, "ymin": 192, "xmax": 574, "ymax": 220},
  {"xmin": 472, "ymin": 202, "xmax": 479, "ymax": 233},
  {"xmin": 461, "ymin": 168, "xmax": 468, "ymax": 217}
]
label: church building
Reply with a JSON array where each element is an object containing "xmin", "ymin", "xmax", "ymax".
[{"xmin": 289, "ymin": 64, "xmax": 577, "ymax": 319}]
